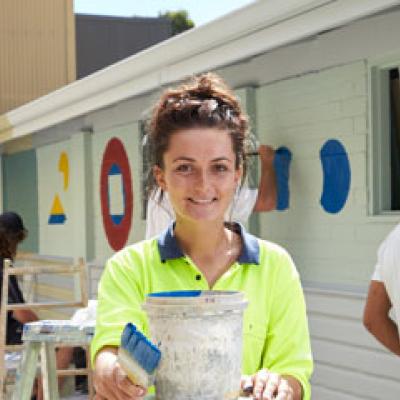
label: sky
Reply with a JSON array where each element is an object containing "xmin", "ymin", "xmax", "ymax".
[{"xmin": 74, "ymin": 0, "xmax": 256, "ymax": 27}]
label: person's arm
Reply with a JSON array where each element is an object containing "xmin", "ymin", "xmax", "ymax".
[
  {"xmin": 91, "ymin": 248, "xmax": 151, "ymax": 399},
  {"xmin": 8, "ymin": 275, "xmax": 39, "ymax": 323},
  {"xmin": 13, "ymin": 308, "xmax": 38, "ymax": 324},
  {"xmin": 363, "ymin": 280, "xmax": 400, "ymax": 356},
  {"xmin": 260, "ymin": 251, "xmax": 313, "ymax": 399},
  {"xmin": 252, "ymin": 145, "xmax": 277, "ymax": 212}
]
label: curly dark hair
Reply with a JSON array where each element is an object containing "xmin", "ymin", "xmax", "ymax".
[{"xmin": 145, "ymin": 72, "xmax": 250, "ymax": 200}]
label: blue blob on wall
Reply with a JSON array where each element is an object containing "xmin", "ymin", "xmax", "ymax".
[
  {"xmin": 274, "ymin": 146, "xmax": 292, "ymax": 211},
  {"xmin": 320, "ymin": 139, "xmax": 351, "ymax": 214}
]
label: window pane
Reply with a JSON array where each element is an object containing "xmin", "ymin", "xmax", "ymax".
[{"xmin": 390, "ymin": 67, "xmax": 400, "ymax": 210}]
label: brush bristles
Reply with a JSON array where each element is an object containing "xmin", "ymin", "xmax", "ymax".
[
  {"xmin": 119, "ymin": 323, "xmax": 161, "ymax": 381},
  {"xmin": 118, "ymin": 348, "xmax": 151, "ymax": 387}
]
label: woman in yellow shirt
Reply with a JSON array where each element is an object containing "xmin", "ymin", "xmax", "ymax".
[{"xmin": 92, "ymin": 73, "xmax": 312, "ymax": 400}]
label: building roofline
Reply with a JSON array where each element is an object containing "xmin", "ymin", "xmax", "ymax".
[
  {"xmin": 1, "ymin": 0, "xmax": 399, "ymax": 143},
  {"xmin": 75, "ymin": 13, "xmax": 170, "ymax": 23}
]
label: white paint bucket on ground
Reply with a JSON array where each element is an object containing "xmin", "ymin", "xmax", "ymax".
[{"xmin": 143, "ymin": 290, "xmax": 248, "ymax": 400}]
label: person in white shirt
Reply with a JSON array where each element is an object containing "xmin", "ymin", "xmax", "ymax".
[
  {"xmin": 145, "ymin": 144, "xmax": 277, "ymax": 239},
  {"xmin": 363, "ymin": 222, "xmax": 400, "ymax": 356}
]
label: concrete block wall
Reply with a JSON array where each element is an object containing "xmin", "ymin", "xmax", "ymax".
[{"xmin": 256, "ymin": 60, "xmax": 394, "ymax": 288}]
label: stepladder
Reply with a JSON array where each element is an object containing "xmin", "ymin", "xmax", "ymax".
[
  {"xmin": 12, "ymin": 320, "xmax": 94, "ymax": 400},
  {"xmin": 0, "ymin": 256, "xmax": 90, "ymax": 397}
]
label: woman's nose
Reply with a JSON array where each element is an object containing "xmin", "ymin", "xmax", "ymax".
[{"xmin": 194, "ymin": 170, "xmax": 210, "ymax": 190}]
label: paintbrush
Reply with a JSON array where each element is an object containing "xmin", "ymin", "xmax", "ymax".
[{"xmin": 118, "ymin": 322, "xmax": 162, "ymax": 388}]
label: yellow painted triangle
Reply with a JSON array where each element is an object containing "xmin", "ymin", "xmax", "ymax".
[{"xmin": 50, "ymin": 194, "xmax": 65, "ymax": 215}]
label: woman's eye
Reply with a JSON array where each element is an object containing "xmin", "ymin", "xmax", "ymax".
[
  {"xmin": 176, "ymin": 164, "xmax": 192, "ymax": 173},
  {"xmin": 213, "ymin": 164, "xmax": 228, "ymax": 172}
]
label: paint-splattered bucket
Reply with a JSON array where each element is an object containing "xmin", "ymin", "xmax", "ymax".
[{"xmin": 143, "ymin": 290, "xmax": 248, "ymax": 400}]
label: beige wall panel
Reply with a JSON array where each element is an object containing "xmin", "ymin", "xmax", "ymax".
[
  {"xmin": 0, "ymin": 0, "xmax": 75, "ymax": 114},
  {"xmin": 37, "ymin": 140, "xmax": 72, "ymax": 257},
  {"xmin": 91, "ymin": 123, "xmax": 146, "ymax": 262}
]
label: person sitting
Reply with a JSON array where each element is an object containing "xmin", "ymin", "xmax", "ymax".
[
  {"xmin": 0, "ymin": 212, "xmax": 38, "ymax": 346},
  {"xmin": 0, "ymin": 211, "xmax": 74, "ymax": 399}
]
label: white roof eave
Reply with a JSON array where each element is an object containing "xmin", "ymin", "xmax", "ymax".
[{"xmin": 2, "ymin": 0, "xmax": 399, "ymax": 142}]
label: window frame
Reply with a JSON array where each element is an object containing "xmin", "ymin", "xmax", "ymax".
[{"xmin": 369, "ymin": 55, "xmax": 400, "ymax": 217}]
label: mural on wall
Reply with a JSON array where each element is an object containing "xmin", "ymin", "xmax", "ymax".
[
  {"xmin": 100, "ymin": 137, "xmax": 133, "ymax": 251},
  {"xmin": 274, "ymin": 147, "xmax": 292, "ymax": 211},
  {"xmin": 269, "ymin": 140, "xmax": 351, "ymax": 214},
  {"xmin": 319, "ymin": 139, "xmax": 351, "ymax": 214},
  {"xmin": 59, "ymin": 151, "xmax": 69, "ymax": 190},
  {"xmin": 48, "ymin": 151, "xmax": 69, "ymax": 224}
]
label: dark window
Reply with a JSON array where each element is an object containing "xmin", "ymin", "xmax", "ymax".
[{"xmin": 389, "ymin": 68, "xmax": 400, "ymax": 210}]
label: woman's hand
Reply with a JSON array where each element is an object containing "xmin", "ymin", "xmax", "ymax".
[
  {"xmin": 94, "ymin": 347, "xmax": 148, "ymax": 400},
  {"xmin": 241, "ymin": 369, "xmax": 299, "ymax": 400}
]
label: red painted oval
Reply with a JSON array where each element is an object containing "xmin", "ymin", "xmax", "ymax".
[{"xmin": 100, "ymin": 137, "xmax": 133, "ymax": 251}]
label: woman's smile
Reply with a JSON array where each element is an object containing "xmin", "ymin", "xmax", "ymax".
[{"xmin": 187, "ymin": 197, "xmax": 217, "ymax": 204}]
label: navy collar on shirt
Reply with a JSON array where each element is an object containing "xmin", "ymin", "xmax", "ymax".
[{"xmin": 157, "ymin": 222, "xmax": 260, "ymax": 265}]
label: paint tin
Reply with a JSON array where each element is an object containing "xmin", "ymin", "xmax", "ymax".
[{"xmin": 143, "ymin": 290, "xmax": 248, "ymax": 400}]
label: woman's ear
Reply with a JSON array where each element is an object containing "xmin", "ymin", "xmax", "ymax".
[
  {"xmin": 153, "ymin": 165, "xmax": 167, "ymax": 191},
  {"xmin": 234, "ymin": 165, "xmax": 243, "ymax": 185}
]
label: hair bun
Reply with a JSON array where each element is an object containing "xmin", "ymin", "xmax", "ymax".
[
  {"xmin": 193, "ymin": 73, "xmax": 229, "ymax": 98},
  {"xmin": 196, "ymin": 74, "xmax": 214, "ymax": 93}
]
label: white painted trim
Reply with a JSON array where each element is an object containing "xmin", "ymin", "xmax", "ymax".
[
  {"xmin": 368, "ymin": 55, "xmax": 400, "ymax": 215},
  {"xmin": 2, "ymin": 0, "xmax": 399, "ymax": 142}
]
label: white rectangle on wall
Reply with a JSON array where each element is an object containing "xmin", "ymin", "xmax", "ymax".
[{"xmin": 108, "ymin": 173, "xmax": 124, "ymax": 216}]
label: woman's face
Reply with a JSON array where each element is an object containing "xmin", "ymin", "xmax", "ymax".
[{"xmin": 154, "ymin": 128, "xmax": 242, "ymax": 225}]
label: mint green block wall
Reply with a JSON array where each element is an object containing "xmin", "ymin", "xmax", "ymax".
[
  {"xmin": 255, "ymin": 61, "xmax": 372, "ymax": 288},
  {"xmin": 2, "ymin": 149, "xmax": 39, "ymax": 252}
]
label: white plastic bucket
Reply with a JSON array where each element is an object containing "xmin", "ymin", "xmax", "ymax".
[{"xmin": 142, "ymin": 290, "xmax": 248, "ymax": 400}]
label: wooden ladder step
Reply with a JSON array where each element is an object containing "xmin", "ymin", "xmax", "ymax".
[{"xmin": 7, "ymin": 302, "xmax": 84, "ymax": 310}]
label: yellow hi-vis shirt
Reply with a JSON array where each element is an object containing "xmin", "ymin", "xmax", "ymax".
[{"xmin": 91, "ymin": 224, "xmax": 313, "ymax": 399}]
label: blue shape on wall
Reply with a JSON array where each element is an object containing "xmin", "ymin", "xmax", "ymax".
[
  {"xmin": 274, "ymin": 146, "xmax": 292, "ymax": 211},
  {"xmin": 320, "ymin": 139, "xmax": 351, "ymax": 213},
  {"xmin": 48, "ymin": 214, "xmax": 66, "ymax": 224}
]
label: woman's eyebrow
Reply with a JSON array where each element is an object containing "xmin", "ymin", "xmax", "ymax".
[
  {"xmin": 172, "ymin": 156, "xmax": 195, "ymax": 163},
  {"xmin": 211, "ymin": 157, "xmax": 232, "ymax": 163},
  {"xmin": 172, "ymin": 156, "xmax": 233, "ymax": 163}
]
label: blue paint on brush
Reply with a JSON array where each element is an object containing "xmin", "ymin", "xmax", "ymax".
[
  {"xmin": 149, "ymin": 290, "xmax": 202, "ymax": 298},
  {"xmin": 120, "ymin": 323, "xmax": 161, "ymax": 374}
]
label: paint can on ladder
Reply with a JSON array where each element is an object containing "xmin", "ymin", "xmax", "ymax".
[{"xmin": 143, "ymin": 290, "xmax": 248, "ymax": 400}]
